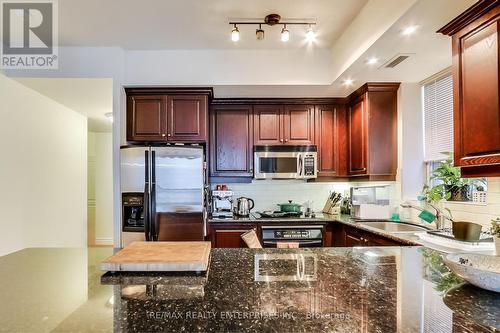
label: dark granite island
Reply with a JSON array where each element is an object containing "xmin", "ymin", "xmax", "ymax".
[{"xmin": 0, "ymin": 247, "xmax": 498, "ymax": 332}]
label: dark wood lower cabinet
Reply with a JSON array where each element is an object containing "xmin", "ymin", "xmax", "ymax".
[
  {"xmin": 332, "ymin": 223, "xmax": 403, "ymax": 247},
  {"xmin": 208, "ymin": 222, "xmax": 403, "ymax": 248},
  {"xmin": 209, "ymin": 223, "xmax": 258, "ymax": 248}
]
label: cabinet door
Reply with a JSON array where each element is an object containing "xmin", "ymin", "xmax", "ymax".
[
  {"xmin": 253, "ymin": 105, "xmax": 283, "ymax": 145},
  {"xmin": 453, "ymin": 13, "xmax": 500, "ymax": 168},
  {"xmin": 127, "ymin": 95, "xmax": 167, "ymax": 141},
  {"xmin": 210, "ymin": 105, "xmax": 253, "ymax": 177},
  {"xmin": 344, "ymin": 231, "xmax": 364, "ymax": 247},
  {"xmin": 167, "ymin": 95, "xmax": 207, "ymax": 141},
  {"xmin": 283, "ymin": 105, "xmax": 315, "ymax": 144},
  {"xmin": 209, "ymin": 224, "xmax": 258, "ymax": 248},
  {"xmin": 348, "ymin": 96, "xmax": 368, "ymax": 175},
  {"xmin": 316, "ymin": 105, "xmax": 345, "ymax": 177}
]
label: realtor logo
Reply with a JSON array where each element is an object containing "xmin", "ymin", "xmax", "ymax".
[{"xmin": 1, "ymin": 0, "xmax": 58, "ymax": 69}]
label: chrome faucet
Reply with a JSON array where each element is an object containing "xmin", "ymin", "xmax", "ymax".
[{"xmin": 400, "ymin": 202, "xmax": 454, "ymax": 230}]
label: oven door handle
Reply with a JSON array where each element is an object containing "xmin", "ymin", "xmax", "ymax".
[
  {"xmin": 298, "ymin": 153, "xmax": 303, "ymax": 177},
  {"xmin": 262, "ymin": 240, "xmax": 323, "ymax": 246}
]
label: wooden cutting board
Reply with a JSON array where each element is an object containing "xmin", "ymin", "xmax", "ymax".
[{"xmin": 100, "ymin": 241, "xmax": 211, "ymax": 272}]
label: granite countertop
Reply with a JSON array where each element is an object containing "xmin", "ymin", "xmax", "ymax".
[{"xmin": 1, "ymin": 247, "xmax": 499, "ymax": 332}]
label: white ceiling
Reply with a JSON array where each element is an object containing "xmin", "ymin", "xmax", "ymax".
[
  {"xmin": 14, "ymin": 78, "xmax": 114, "ymax": 132},
  {"xmin": 332, "ymin": 0, "xmax": 477, "ymax": 95},
  {"xmin": 212, "ymin": 0, "xmax": 477, "ymax": 97},
  {"xmin": 58, "ymin": 0, "xmax": 368, "ymax": 49}
]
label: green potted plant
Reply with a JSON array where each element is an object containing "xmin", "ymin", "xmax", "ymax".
[
  {"xmin": 424, "ymin": 153, "xmax": 485, "ymax": 202},
  {"xmin": 491, "ymin": 218, "xmax": 500, "ymax": 255}
]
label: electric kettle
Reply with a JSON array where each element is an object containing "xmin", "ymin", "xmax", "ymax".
[{"xmin": 234, "ymin": 197, "xmax": 255, "ymax": 217}]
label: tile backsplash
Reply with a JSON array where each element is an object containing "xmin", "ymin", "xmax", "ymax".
[
  {"xmin": 212, "ymin": 180, "xmax": 396, "ymax": 213},
  {"xmin": 213, "ymin": 180, "xmax": 351, "ymax": 212},
  {"xmin": 214, "ymin": 178, "xmax": 500, "ymax": 231}
]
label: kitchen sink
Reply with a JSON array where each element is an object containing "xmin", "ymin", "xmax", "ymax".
[{"xmin": 357, "ymin": 221, "xmax": 429, "ymax": 233}]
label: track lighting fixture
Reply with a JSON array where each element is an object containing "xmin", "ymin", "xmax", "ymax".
[
  {"xmin": 281, "ymin": 24, "xmax": 290, "ymax": 42},
  {"xmin": 231, "ymin": 24, "xmax": 240, "ymax": 42},
  {"xmin": 228, "ymin": 14, "xmax": 316, "ymax": 43},
  {"xmin": 256, "ymin": 24, "xmax": 264, "ymax": 40},
  {"xmin": 305, "ymin": 25, "xmax": 316, "ymax": 41}
]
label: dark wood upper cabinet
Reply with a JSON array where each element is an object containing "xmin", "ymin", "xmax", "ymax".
[
  {"xmin": 210, "ymin": 105, "xmax": 253, "ymax": 177},
  {"xmin": 125, "ymin": 87, "xmax": 212, "ymax": 143},
  {"xmin": 283, "ymin": 105, "xmax": 315, "ymax": 144},
  {"xmin": 253, "ymin": 104, "xmax": 314, "ymax": 145},
  {"xmin": 167, "ymin": 95, "xmax": 207, "ymax": 141},
  {"xmin": 253, "ymin": 105, "xmax": 283, "ymax": 145},
  {"xmin": 127, "ymin": 95, "xmax": 167, "ymax": 141},
  {"xmin": 438, "ymin": 0, "xmax": 500, "ymax": 177},
  {"xmin": 315, "ymin": 105, "xmax": 347, "ymax": 177},
  {"xmin": 348, "ymin": 97, "xmax": 368, "ymax": 175},
  {"xmin": 347, "ymin": 83, "xmax": 399, "ymax": 181}
]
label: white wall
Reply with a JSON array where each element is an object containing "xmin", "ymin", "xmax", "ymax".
[
  {"xmin": 0, "ymin": 73, "xmax": 87, "ymax": 256},
  {"xmin": 398, "ymin": 83, "xmax": 425, "ymax": 201},
  {"xmin": 87, "ymin": 132, "xmax": 113, "ymax": 245}
]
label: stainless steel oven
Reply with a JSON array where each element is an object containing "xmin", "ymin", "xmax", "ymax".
[
  {"xmin": 261, "ymin": 225, "xmax": 324, "ymax": 247},
  {"xmin": 254, "ymin": 145, "xmax": 317, "ymax": 179}
]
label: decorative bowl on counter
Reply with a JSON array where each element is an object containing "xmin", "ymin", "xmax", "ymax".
[{"xmin": 444, "ymin": 253, "xmax": 500, "ymax": 293}]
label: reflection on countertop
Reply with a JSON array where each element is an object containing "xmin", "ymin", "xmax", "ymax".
[{"xmin": 1, "ymin": 246, "xmax": 498, "ymax": 332}]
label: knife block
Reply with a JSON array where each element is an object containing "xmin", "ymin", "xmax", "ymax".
[{"xmin": 322, "ymin": 198, "xmax": 341, "ymax": 216}]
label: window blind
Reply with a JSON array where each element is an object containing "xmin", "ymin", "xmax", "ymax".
[{"xmin": 423, "ymin": 74, "xmax": 454, "ymax": 161}]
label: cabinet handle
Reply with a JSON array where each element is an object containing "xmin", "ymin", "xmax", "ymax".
[
  {"xmin": 280, "ymin": 139, "xmax": 284, "ymax": 143},
  {"xmin": 284, "ymin": 139, "xmax": 289, "ymax": 142},
  {"xmin": 161, "ymin": 134, "xmax": 166, "ymax": 137},
  {"xmin": 167, "ymin": 134, "xmax": 171, "ymax": 137}
]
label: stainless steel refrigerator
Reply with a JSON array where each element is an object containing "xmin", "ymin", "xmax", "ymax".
[{"xmin": 120, "ymin": 145, "xmax": 205, "ymax": 247}]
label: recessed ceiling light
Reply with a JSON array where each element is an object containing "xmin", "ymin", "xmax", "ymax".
[
  {"xmin": 343, "ymin": 78, "xmax": 354, "ymax": 86},
  {"xmin": 366, "ymin": 57, "xmax": 378, "ymax": 65},
  {"xmin": 105, "ymin": 112, "xmax": 113, "ymax": 123},
  {"xmin": 401, "ymin": 25, "xmax": 418, "ymax": 36}
]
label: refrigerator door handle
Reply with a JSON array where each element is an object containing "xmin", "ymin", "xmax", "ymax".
[
  {"xmin": 143, "ymin": 150, "xmax": 150, "ymax": 241},
  {"xmin": 150, "ymin": 150, "xmax": 157, "ymax": 241}
]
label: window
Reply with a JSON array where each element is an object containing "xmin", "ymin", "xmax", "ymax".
[
  {"xmin": 423, "ymin": 74, "xmax": 454, "ymax": 162},
  {"xmin": 422, "ymin": 72, "xmax": 487, "ymax": 201}
]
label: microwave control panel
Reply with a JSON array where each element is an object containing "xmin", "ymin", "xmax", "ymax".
[{"xmin": 303, "ymin": 154, "xmax": 315, "ymax": 176}]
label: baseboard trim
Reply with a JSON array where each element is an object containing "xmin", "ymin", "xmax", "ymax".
[{"xmin": 95, "ymin": 237, "xmax": 113, "ymax": 246}]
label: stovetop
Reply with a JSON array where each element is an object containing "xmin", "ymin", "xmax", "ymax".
[
  {"xmin": 255, "ymin": 211, "xmax": 304, "ymax": 218},
  {"xmin": 253, "ymin": 211, "xmax": 324, "ymax": 220}
]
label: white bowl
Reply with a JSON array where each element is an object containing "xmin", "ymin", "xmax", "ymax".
[{"xmin": 444, "ymin": 253, "xmax": 500, "ymax": 293}]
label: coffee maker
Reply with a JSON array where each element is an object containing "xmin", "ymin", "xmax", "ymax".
[{"xmin": 211, "ymin": 190, "xmax": 234, "ymax": 218}]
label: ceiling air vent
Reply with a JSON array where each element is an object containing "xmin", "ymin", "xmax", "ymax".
[{"xmin": 381, "ymin": 53, "xmax": 413, "ymax": 68}]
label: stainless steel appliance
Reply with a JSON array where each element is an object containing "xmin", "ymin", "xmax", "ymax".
[
  {"xmin": 350, "ymin": 185, "xmax": 391, "ymax": 220},
  {"xmin": 254, "ymin": 145, "xmax": 317, "ymax": 179},
  {"xmin": 120, "ymin": 145, "xmax": 205, "ymax": 247},
  {"xmin": 122, "ymin": 193, "xmax": 145, "ymax": 231},
  {"xmin": 234, "ymin": 197, "xmax": 255, "ymax": 217},
  {"xmin": 261, "ymin": 225, "xmax": 324, "ymax": 247},
  {"xmin": 211, "ymin": 190, "xmax": 233, "ymax": 218}
]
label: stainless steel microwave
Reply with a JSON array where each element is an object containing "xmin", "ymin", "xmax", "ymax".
[{"xmin": 254, "ymin": 145, "xmax": 318, "ymax": 179}]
